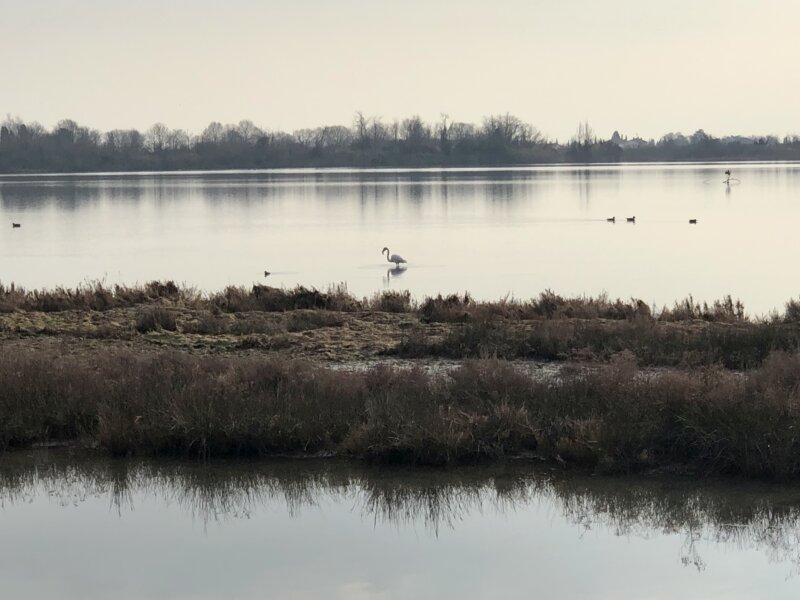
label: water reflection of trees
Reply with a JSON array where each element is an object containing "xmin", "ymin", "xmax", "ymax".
[
  {"xmin": 0, "ymin": 178, "xmax": 144, "ymax": 210},
  {"xmin": 0, "ymin": 171, "xmax": 540, "ymax": 212},
  {"xmin": 3, "ymin": 455, "xmax": 800, "ymax": 570}
]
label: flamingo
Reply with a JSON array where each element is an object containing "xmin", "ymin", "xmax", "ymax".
[{"xmin": 382, "ymin": 247, "xmax": 407, "ymax": 268}]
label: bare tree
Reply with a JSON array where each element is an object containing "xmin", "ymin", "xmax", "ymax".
[
  {"xmin": 518, "ymin": 123, "xmax": 543, "ymax": 145},
  {"xmin": 449, "ymin": 122, "xmax": 476, "ymax": 141},
  {"xmin": 54, "ymin": 119, "xmax": 99, "ymax": 145},
  {"xmin": 437, "ymin": 113, "xmax": 450, "ymax": 148},
  {"xmin": 201, "ymin": 121, "xmax": 225, "ymax": 144},
  {"xmin": 481, "ymin": 113, "xmax": 533, "ymax": 145},
  {"xmin": 236, "ymin": 120, "xmax": 263, "ymax": 144},
  {"xmin": 2, "ymin": 114, "xmax": 25, "ymax": 136},
  {"xmin": 354, "ymin": 111, "xmax": 369, "ymax": 146},
  {"xmin": 571, "ymin": 121, "xmax": 595, "ymax": 147},
  {"xmin": 105, "ymin": 129, "xmax": 145, "ymax": 152},
  {"xmin": 321, "ymin": 125, "xmax": 353, "ymax": 147},
  {"xmin": 370, "ymin": 116, "xmax": 389, "ymax": 145},
  {"xmin": 401, "ymin": 115, "xmax": 430, "ymax": 145},
  {"xmin": 293, "ymin": 129, "xmax": 318, "ymax": 146},
  {"xmin": 145, "ymin": 123, "xmax": 171, "ymax": 151},
  {"xmin": 166, "ymin": 129, "xmax": 190, "ymax": 150}
]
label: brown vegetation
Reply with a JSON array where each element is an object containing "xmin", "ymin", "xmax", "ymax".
[
  {"xmin": 392, "ymin": 317, "xmax": 800, "ymax": 370},
  {"xmin": 5, "ymin": 282, "xmax": 800, "ymax": 369},
  {"xmin": 2, "ymin": 346, "xmax": 800, "ymax": 477},
  {"xmin": 0, "ymin": 281, "xmax": 757, "ymax": 322}
]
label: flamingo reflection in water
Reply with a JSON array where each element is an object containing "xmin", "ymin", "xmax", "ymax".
[{"xmin": 383, "ymin": 265, "xmax": 407, "ymax": 286}]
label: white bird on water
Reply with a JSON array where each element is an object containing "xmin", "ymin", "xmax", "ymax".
[{"xmin": 382, "ymin": 247, "xmax": 407, "ymax": 268}]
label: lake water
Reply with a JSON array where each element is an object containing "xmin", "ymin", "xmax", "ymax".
[
  {"xmin": 1, "ymin": 163, "xmax": 799, "ymax": 314},
  {"xmin": 2, "ymin": 453, "xmax": 800, "ymax": 599}
]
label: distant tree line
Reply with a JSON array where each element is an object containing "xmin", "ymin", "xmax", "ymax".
[{"xmin": 1, "ymin": 113, "xmax": 799, "ymax": 173}]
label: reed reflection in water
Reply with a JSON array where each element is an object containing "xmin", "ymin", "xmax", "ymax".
[{"xmin": 2, "ymin": 454, "xmax": 800, "ymax": 598}]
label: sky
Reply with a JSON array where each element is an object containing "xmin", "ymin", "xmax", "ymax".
[{"xmin": 1, "ymin": 0, "xmax": 798, "ymax": 141}]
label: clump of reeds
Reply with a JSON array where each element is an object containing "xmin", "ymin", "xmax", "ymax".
[
  {"xmin": 783, "ymin": 298, "xmax": 800, "ymax": 322},
  {"xmin": 658, "ymin": 294, "xmax": 747, "ymax": 323},
  {"xmin": 207, "ymin": 283, "xmax": 362, "ymax": 313},
  {"xmin": 416, "ymin": 290, "xmax": 653, "ymax": 323},
  {"xmin": 135, "ymin": 308, "xmax": 178, "ymax": 333},
  {"xmin": 285, "ymin": 310, "xmax": 345, "ymax": 332},
  {"xmin": 0, "ymin": 280, "xmax": 189, "ymax": 313},
  {"xmin": 4, "ymin": 347, "xmax": 800, "ymax": 477},
  {"xmin": 181, "ymin": 311, "xmax": 228, "ymax": 335},
  {"xmin": 370, "ymin": 290, "xmax": 413, "ymax": 313}
]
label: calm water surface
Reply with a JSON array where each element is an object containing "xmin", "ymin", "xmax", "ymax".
[
  {"xmin": 1, "ymin": 454, "xmax": 800, "ymax": 599},
  {"xmin": 2, "ymin": 163, "xmax": 799, "ymax": 314}
]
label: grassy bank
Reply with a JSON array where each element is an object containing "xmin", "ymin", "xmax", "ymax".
[
  {"xmin": 4, "ymin": 282, "xmax": 800, "ymax": 369},
  {"xmin": 0, "ymin": 280, "xmax": 762, "ymax": 321},
  {"xmin": 3, "ymin": 347, "xmax": 800, "ymax": 477}
]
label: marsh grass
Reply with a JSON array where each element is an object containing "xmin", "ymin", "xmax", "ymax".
[
  {"xmin": 0, "ymin": 280, "xmax": 187, "ymax": 313},
  {"xmin": 181, "ymin": 312, "xmax": 229, "ymax": 335},
  {"xmin": 370, "ymin": 290, "xmax": 413, "ymax": 313},
  {"xmin": 418, "ymin": 291, "xmax": 654, "ymax": 323},
  {"xmin": 659, "ymin": 294, "xmax": 747, "ymax": 323},
  {"xmin": 391, "ymin": 318, "xmax": 800, "ymax": 369},
  {"xmin": 285, "ymin": 310, "xmax": 345, "ymax": 332},
  {"xmin": 135, "ymin": 307, "xmax": 178, "ymax": 333},
  {"xmin": 3, "ymin": 348, "xmax": 800, "ymax": 477},
  {"xmin": 8, "ymin": 281, "xmax": 800, "ymax": 370},
  {"xmin": 208, "ymin": 283, "xmax": 360, "ymax": 313},
  {"xmin": 0, "ymin": 280, "xmax": 781, "ymax": 324}
]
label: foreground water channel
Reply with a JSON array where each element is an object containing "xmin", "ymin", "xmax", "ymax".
[
  {"xmin": 3, "ymin": 163, "xmax": 800, "ymax": 315},
  {"xmin": 1, "ymin": 452, "xmax": 800, "ymax": 598}
]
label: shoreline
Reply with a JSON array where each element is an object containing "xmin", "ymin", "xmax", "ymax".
[{"xmin": 1, "ymin": 158, "xmax": 798, "ymax": 177}]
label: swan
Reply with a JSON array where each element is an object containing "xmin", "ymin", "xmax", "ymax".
[{"xmin": 382, "ymin": 247, "xmax": 407, "ymax": 268}]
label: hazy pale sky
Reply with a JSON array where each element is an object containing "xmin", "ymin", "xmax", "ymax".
[{"xmin": 1, "ymin": 0, "xmax": 798, "ymax": 140}]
